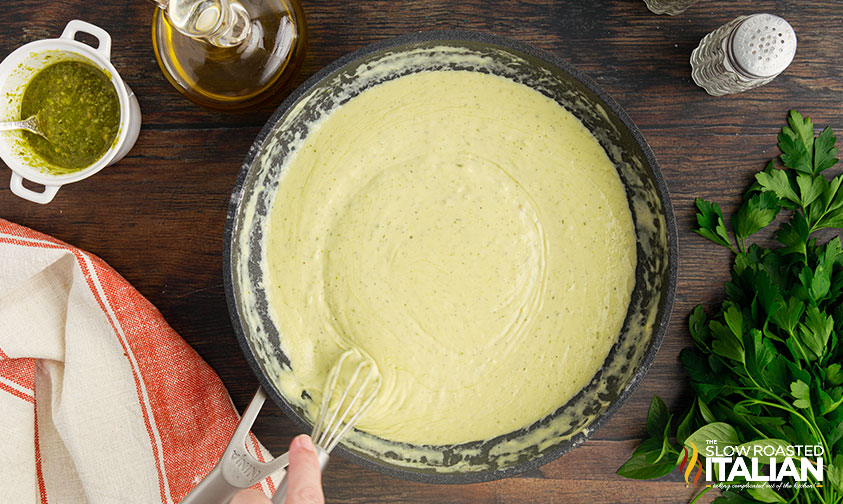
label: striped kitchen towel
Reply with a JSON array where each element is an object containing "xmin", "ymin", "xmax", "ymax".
[{"xmin": 0, "ymin": 218, "xmax": 277, "ymax": 503}]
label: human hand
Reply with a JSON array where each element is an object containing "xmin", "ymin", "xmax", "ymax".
[{"xmin": 230, "ymin": 434, "xmax": 324, "ymax": 504}]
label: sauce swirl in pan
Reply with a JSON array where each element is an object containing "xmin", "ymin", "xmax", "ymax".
[{"xmin": 265, "ymin": 70, "xmax": 636, "ymax": 446}]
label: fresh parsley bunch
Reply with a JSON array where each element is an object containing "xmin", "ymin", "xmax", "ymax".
[{"xmin": 618, "ymin": 111, "xmax": 843, "ymax": 504}]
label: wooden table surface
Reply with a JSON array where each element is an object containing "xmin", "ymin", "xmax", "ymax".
[{"xmin": 2, "ymin": 1, "xmax": 841, "ymax": 502}]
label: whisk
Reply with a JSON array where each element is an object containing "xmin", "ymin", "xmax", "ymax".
[{"xmin": 181, "ymin": 348, "xmax": 381, "ymax": 504}]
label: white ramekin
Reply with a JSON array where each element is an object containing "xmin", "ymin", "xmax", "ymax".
[{"xmin": 0, "ymin": 20, "xmax": 142, "ymax": 204}]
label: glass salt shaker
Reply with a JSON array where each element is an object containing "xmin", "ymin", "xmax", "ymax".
[
  {"xmin": 643, "ymin": 0, "xmax": 699, "ymax": 16},
  {"xmin": 690, "ymin": 13, "xmax": 797, "ymax": 96}
]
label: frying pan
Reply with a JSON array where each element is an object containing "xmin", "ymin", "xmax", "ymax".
[{"xmin": 223, "ymin": 30, "xmax": 678, "ymax": 484}]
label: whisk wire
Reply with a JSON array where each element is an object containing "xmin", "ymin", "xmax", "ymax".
[
  {"xmin": 311, "ymin": 349, "xmax": 381, "ymax": 454},
  {"xmin": 325, "ymin": 364, "xmax": 379, "ymax": 452},
  {"xmin": 311, "ymin": 350, "xmax": 350, "ymax": 444},
  {"xmin": 313, "ymin": 350, "xmax": 357, "ymax": 447}
]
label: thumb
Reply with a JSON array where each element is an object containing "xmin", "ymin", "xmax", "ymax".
[{"xmin": 285, "ymin": 435, "xmax": 324, "ymax": 504}]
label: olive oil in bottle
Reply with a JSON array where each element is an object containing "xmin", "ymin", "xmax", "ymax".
[{"xmin": 151, "ymin": 0, "xmax": 307, "ymax": 110}]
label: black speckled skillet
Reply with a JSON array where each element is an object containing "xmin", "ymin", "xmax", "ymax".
[{"xmin": 223, "ymin": 30, "xmax": 678, "ymax": 484}]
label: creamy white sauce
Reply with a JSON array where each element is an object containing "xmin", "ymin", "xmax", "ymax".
[{"xmin": 263, "ymin": 70, "xmax": 637, "ymax": 446}]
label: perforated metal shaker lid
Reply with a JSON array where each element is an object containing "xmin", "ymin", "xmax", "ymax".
[{"xmin": 730, "ymin": 13, "xmax": 797, "ymax": 78}]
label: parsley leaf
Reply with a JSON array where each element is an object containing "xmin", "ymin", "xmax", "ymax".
[
  {"xmin": 798, "ymin": 305, "xmax": 833, "ymax": 359},
  {"xmin": 827, "ymin": 363, "xmax": 843, "ymax": 386},
  {"xmin": 791, "ymin": 380, "xmax": 811, "ymax": 409},
  {"xmin": 813, "ymin": 125, "xmax": 840, "ymax": 174},
  {"xmin": 771, "ymin": 297, "xmax": 804, "ymax": 336},
  {"xmin": 797, "ymin": 172, "xmax": 827, "ymax": 208},
  {"xmin": 733, "ymin": 191, "xmax": 781, "ymax": 242},
  {"xmin": 694, "ymin": 198, "xmax": 735, "ymax": 251},
  {"xmin": 684, "ymin": 422, "xmax": 740, "ymax": 453},
  {"xmin": 775, "ymin": 212, "xmax": 809, "ymax": 256},
  {"xmin": 646, "ymin": 395, "xmax": 670, "ymax": 438},
  {"xmin": 689, "ymin": 305, "xmax": 711, "ymax": 346},
  {"xmin": 756, "ymin": 167, "xmax": 799, "ymax": 205},
  {"xmin": 779, "ymin": 110, "xmax": 814, "ymax": 174},
  {"xmin": 616, "ymin": 437, "xmax": 678, "ymax": 479},
  {"xmin": 828, "ymin": 455, "xmax": 843, "ymax": 494},
  {"xmin": 813, "ymin": 174, "xmax": 843, "ymax": 229}
]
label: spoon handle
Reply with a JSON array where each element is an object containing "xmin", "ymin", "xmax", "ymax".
[{"xmin": 0, "ymin": 116, "xmax": 40, "ymax": 134}]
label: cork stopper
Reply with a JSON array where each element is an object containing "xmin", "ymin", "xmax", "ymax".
[{"xmin": 729, "ymin": 13, "xmax": 797, "ymax": 78}]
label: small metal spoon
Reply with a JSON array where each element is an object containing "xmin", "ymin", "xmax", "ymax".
[{"xmin": 0, "ymin": 116, "xmax": 47, "ymax": 138}]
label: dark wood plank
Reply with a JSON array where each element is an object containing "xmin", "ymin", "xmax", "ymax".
[{"xmin": 1, "ymin": 0, "xmax": 841, "ymax": 502}]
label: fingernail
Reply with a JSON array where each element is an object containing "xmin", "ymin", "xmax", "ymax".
[{"xmin": 295, "ymin": 434, "xmax": 316, "ymax": 453}]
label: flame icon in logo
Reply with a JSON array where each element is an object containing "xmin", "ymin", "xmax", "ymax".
[{"xmin": 680, "ymin": 442, "xmax": 704, "ymax": 487}]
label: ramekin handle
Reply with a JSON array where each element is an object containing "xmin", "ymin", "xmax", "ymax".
[
  {"xmin": 60, "ymin": 20, "xmax": 112, "ymax": 60},
  {"xmin": 10, "ymin": 172, "xmax": 60, "ymax": 204}
]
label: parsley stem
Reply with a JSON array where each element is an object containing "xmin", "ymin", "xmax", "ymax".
[
  {"xmin": 807, "ymin": 477, "xmax": 826, "ymax": 504},
  {"xmin": 746, "ymin": 418, "xmax": 768, "ymax": 439},
  {"xmin": 688, "ymin": 485, "xmax": 712, "ymax": 504},
  {"xmin": 790, "ymin": 334, "xmax": 813, "ymax": 364},
  {"xmin": 741, "ymin": 399, "xmax": 829, "ymax": 457},
  {"xmin": 734, "ymin": 380, "xmax": 792, "ymax": 412},
  {"xmin": 788, "ymin": 483, "xmax": 801, "ymax": 504},
  {"xmin": 804, "ymin": 407, "xmax": 832, "ymax": 476}
]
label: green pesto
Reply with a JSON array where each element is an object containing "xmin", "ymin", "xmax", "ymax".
[{"xmin": 20, "ymin": 61, "xmax": 119, "ymax": 173}]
